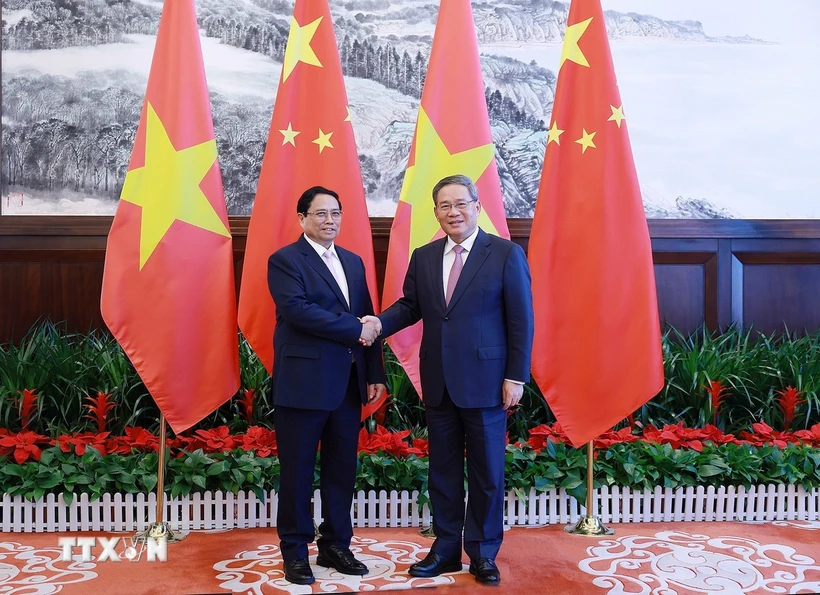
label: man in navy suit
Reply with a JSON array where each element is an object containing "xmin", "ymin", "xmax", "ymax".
[
  {"xmin": 268, "ymin": 186, "xmax": 385, "ymax": 585},
  {"xmin": 364, "ymin": 174, "xmax": 534, "ymax": 584}
]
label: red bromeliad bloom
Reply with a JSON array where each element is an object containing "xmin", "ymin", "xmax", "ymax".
[
  {"xmin": 0, "ymin": 431, "xmax": 51, "ymax": 463},
  {"xmin": 704, "ymin": 380, "xmax": 729, "ymax": 424},
  {"xmin": 239, "ymin": 389, "xmax": 256, "ymax": 424},
  {"xmin": 85, "ymin": 392, "xmax": 115, "ymax": 433},
  {"xmin": 239, "ymin": 426, "xmax": 278, "ymax": 457},
  {"xmin": 17, "ymin": 389, "xmax": 39, "ymax": 429},
  {"xmin": 776, "ymin": 386, "xmax": 805, "ymax": 431}
]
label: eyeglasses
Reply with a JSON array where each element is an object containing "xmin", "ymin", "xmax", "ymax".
[
  {"xmin": 435, "ymin": 200, "xmax": 476, "ymax": 213},
  {"xmin": 302, "ymin": 210, "xmax": 343, "ymax": 220}
]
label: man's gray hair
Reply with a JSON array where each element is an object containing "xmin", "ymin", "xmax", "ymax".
[{"xmin": 432, "ymin": 175, "xmax": 479, "ymax": 204}]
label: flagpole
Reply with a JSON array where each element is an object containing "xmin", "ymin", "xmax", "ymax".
[
  {"xmin": 565, "ymin": 441, "xmax": 614, "ymax": 536},
  {"xmin": 134, "ymin": 415, "xmax": 185, "ymax": 543}
]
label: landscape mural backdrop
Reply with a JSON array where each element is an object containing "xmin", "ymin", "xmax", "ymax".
[{"xmin": 2, "ymin": 0, "xmax": 818, "ymax": 218}]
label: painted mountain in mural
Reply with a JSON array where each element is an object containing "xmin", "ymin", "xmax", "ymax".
[{"xmin": 2, "ymin": 0, "xmax": 814, "ymax": 218}]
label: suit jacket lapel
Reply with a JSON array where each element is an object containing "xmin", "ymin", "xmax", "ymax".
[
  {"xmin": 299, "ymin": 237, "xmax": 350, "ymax": 312},
  {"xmin": 445, "ymin": 229, "xmax": 490, "ymax": 313}
]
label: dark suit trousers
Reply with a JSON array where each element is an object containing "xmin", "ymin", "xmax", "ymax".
[
  {"xmin": 426, "ymin": 391, "xmax": 507, "ymax": 562},
  {"xmin": 274, "ymin": 365, "xmax": 361, "ymax": 562}
]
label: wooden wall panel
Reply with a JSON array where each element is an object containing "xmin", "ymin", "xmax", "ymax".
[
  {"xmin": 0, "ymin": 250, "xmax": 106, "ymax": 341},
  {"xmin": 2, "ymin": 217, "xmax": 820, "ymax": 344},
  {"xmin": 731, "ymin": 240, "xmax": 820, "ymax": 334}
]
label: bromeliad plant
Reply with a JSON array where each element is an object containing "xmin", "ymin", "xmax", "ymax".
[{"xmin": 2, "ymin": 320, "xmax": 820, "ymax": 437}]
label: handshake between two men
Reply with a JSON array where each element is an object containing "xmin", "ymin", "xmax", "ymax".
[{"xmin": 358, "ymin": 315, "xmax": 382, "ymax": 347}]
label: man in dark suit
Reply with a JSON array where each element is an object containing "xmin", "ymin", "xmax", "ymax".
[
  {"xmin": 364, "ymin": 174, "xmax": 534, "ymax": 585},
  {"xmin": 268, "ymin": 186, "xmax": 385, "ymax": 585}
]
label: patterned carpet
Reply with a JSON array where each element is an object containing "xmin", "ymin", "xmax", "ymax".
[{"xmin": 2, "ymin": 521, "xmax": 819, "ymax": 594}]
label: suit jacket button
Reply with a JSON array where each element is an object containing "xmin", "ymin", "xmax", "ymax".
[
  {"xmin": 347, "ymin": 348, "xmax": 352, "ymax": 353},
  {"xmin": 444, "ymin": 316, "xmax": 449, "ymax": 321}
]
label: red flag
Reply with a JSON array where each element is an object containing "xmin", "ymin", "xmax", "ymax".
[
  {"xmin": 382, "ymin": 0, "xmax": 509, "ymax": 398},
  {"xmin": 101, "ymin": 0, "xmax": 240, "ymax": 434},
  {"xmin": 237, "ymin": 0, "xmax": 380, "ymax": 414},
  {"xmin": 529, "ymin": 0, "xmax": 664, "ymax": 447}
]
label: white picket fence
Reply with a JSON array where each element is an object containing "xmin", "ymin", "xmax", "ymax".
[{"xmin": 1, "ymin": 485, "xmax": 818, "ymax": 533}]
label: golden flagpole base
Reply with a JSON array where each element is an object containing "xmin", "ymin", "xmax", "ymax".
[
  {"xmin": 419, "ymin": 525, "xmax": 435, "ymax": 539},
  {"xmin": 134, "ymin": 521, "xmax": 186, "ymax": 543},
  {"xmin": 564, "ymin": 516, "xmax": 615, "ymax": 536}
]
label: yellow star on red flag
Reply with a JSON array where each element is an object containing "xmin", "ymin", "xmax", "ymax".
[
  {"xmin": 399, "ymin": 107, "xmax": 498, "ymax": 250},
  {"xmin": 120, "ymin": 102, "xmax": 230, "ymax": 269},
  {"xmin": 560, "ymin": 17, "xmax": 592, "ymax": 69},
  {"xmin": 282, "ymin": 16, "xmax": 323, "ymax": 83},
  {"xmin": 312, "ymin": 128, "xmax": 334, "ymax": 153}
]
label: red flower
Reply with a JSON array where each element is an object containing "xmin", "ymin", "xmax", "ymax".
[
  {"xmin": 85, "ymin": 392, "xmax": 115, "ymax": 433},
  {"xmin": 700, "ymin": 424, "xmax": 739, "ymax": 445},
  {"xmin": 794, "ymin": 423, "xmax": 820, "ymax": 447},
  {"xmin": 595, "ymin": 426, "xmax": 639, "ymax": 449},
  {"xmin": 16, "ymin": 388, "xmax": 39, "ymax": 429},
  {"xmin": 704, "ymin": 380, "xmax": 729, "ymax": 424},
  {"xmin": 109, "ymin": 427, "xmax": 159, "ymax": 454},
  {"xmin": 776, "ymin": 386, "xmax": 805, "ymax": 431},
  {"xmin": 0, "ymin": 431, "xmax": 52, "ymax": 463},
  {"xmin": 357, "ymin": 425, "xmax": 421, "ymax": 457},
  {"xmin": 411, "ymin": 438, "xmax": 429, "ymax": 457},
  {"xmin": 57, "ymin": 432, "xmax": 111, "ymax": 456},
  {"xmin": 525, "ymin": 424, "xmax": 568, "ymax": 452},
  {"xmin": 238, "ymin": 389, "xmax": 256, "ymax": 424},
  {"xmin": 239, "ymin": 426, "xmax": 278, "ymax": 457},
  {"xmin": 191, "ymin": 426, "xmax": 236, "ymax": 453},
  {"xmin": 738, "ymin": 422, "xmax": 799, "ymax": 449}
]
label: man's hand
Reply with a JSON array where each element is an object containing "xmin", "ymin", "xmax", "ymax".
[
  {"xmin": 360, "ymin": 315, "xmax": 382, "ymax": 337},
  {"xmin": 502, "ymin": 380, "xmax": 524, "ymax": 410},
  {"xmin": 367, "ymin": 383, "xmax": 387, "ymax": 404},
  {"xmin": 359, "ymin": 320, "xmax": 379, "ymax": 346}
]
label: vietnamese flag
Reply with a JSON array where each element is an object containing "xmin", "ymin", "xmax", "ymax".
[
  {"xmin": 237, "ymin": 0, "xmax": 380, "ymax": 413},
  {"xmin": 101, "ymin": 0, "xmax": 240, "ymax": 433},
  {"xmin": 529, "ymin": 0, "xmax": 664, "ymax": 447},
  {"xmin": 382, "ymin": 0, "xmax": 509, "ymax": 398}
]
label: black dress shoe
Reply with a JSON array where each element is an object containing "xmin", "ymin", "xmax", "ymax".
[
  {"xmin": 284, "ymin": 558, "xmax": 315, "ymax": 585},
  {"xmin": 408, "ymin": 552, "xmax": 463, "ymax": 577},
  {"xmin": 469, "ymin": 558, "xmax": 501, "ymax": 584},
  {"xmin": 316, "ymin": 544, "xmax": 369, "ymax": 575}
]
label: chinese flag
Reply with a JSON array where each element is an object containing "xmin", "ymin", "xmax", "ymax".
[
  {"xmin": 529, "ymin": 0, "xmax": 664, "ymax": 447},
  {"xmin": 237, "ymin": 0, "xmax": 379, "ymax": 412},
  {"xmin": 382, "ymin": 0, "xmax": 509, "ymax": 397},
  {"xmin": 101, "ymin": 0, "xmax": 240, "ymax": 434}
]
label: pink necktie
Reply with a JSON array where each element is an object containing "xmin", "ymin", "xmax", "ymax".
[
  {"xmin": 323, "ymin": 251, "xmax": 348, "ymax": 306},
  {"xmin": 445, "ymin": 245, "xmax": 465, "ymax": 306}
]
